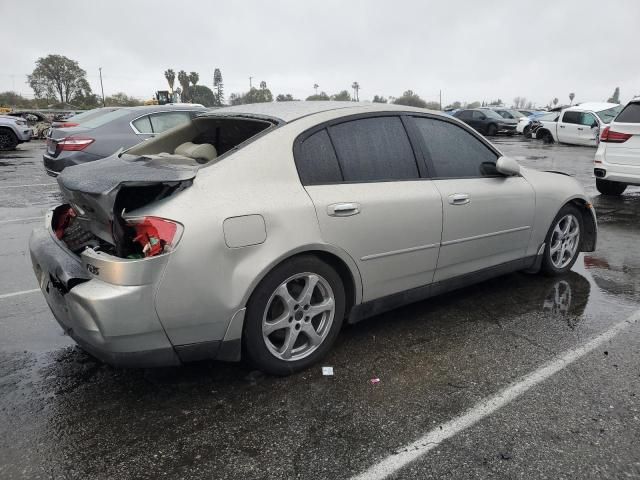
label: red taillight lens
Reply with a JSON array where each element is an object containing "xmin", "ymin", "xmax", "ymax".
[
  {"xmin": 57, "ymin": 136, "xmax": 95, "ymax": 152},
  {"xmin": 600, "ymin": 126, "xmax": 632, "ymax": 143},
  {"xmin": 125, "ymin": 217, "xmax": 183, "ymax": 258},
  {"xmin": 58, "ymin": 122, "xmax": 79, "ymax": 128}
]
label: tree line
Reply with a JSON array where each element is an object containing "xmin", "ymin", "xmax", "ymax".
[{"xmin": 0, "ymin": 54, "xmax": 629, "ymax": 111}]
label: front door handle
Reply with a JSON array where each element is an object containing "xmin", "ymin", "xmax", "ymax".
[
  {"xmin": 448, "ymin": 193, "xmax": 470, "ymax": 205},
  {"xmin": 560, "ymin": 125, "xmax": 565, "ymax": 128},
  {"xmin": 577, "ymin": 127, "xmax": 584, "ymax": 131},
  {"xmin": 328, "ymin": 202, "xmax": 360, "ymax": 216}
]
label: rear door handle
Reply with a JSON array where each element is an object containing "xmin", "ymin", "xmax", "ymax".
[
  {"xmin": 577, "ymin": 127, "xmax": 584, "ymax": 131},
  {"xmin": 560, "ymin": 125, "xmax": 565, "ymax": 128},
  {"xmin": 328, "ymin": 202, "xmax": 360, "ymax": 216},
  {"xmin": 448, "ymin": 193, "xmax": 470, "ymax": 205}
]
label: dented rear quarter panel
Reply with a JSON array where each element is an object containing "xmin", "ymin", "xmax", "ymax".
[{"xmin": 136, "ymin": 117, "xmax": 365, "ymax": 346}]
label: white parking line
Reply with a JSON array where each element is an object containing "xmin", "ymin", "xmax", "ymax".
[
  {"xmin": 0, "ymin": 183, "xmax": 56, "ymax": 189},
  {"xmin": 0, "ymin": 216, "xmax": 44, "ymax": 225},
  {"xmin": 351, "ymin": 311, "xmax": 640, "ymax": 480},
  {"xmin": 0, "ymin": 288, "xmax": 40, "ymax": 300}
]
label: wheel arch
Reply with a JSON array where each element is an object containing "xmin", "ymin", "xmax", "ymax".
[{"xmin": 568, "ymin": 198, "xmax": 597, "ymax": 252}]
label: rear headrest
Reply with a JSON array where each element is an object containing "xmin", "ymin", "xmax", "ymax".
[{"xmin": 174, "ymin": 142, "xmax": 217, "ymax": 163}]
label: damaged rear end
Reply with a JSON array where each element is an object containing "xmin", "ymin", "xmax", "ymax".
[{"xmin": 29, "ymin": 155, "xmax": 198, "ymax": 367}]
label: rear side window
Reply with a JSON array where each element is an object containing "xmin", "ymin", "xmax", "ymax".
[
  {"xmin": 149, "ymin": 111, "xmax": 192, "ymax": 133},
  {"xmin": 132, "ymin": 115, "xmax": 153, "ymax": 134},
  {"xmin": 295, "ymin": 129, "xmax": 343, "ymax": 185},
  {"xmin": 328, "ymin": 116, "xmax": 419, "ymax": 182},
  {"xmin": 615, "ymin": 103, "xmax": 640, "ymax": 123},
  {"xmin": 413, "ymin": 117, "xmax": 499, "ymax": 178},
  {"xmin": 562, "ymin": 111, "xmax": 581, "ymax": 124},
  {"xmin": 472, "ymin": 111, "xmax": 486, "ymax": 120}
]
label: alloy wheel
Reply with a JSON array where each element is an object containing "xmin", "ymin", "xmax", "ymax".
[
  {"xmin": 262, "ymin": 272, "xmax": 335, "ymax": 361},
  {"xmin": 549, "ymin": 214, "xmax": 580, "ymax": 269}
]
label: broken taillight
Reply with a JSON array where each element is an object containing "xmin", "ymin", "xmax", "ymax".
[
  {"xmin": 54, "ymin": 206, "xmax": 77, "ymax": 239},
  {"xmin": 125, "ymin": 217, "xmax": 183, "ymax": 258}
]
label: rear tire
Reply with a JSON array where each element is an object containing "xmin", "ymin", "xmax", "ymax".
[
  {"xmin": 523, "ymin": 125, "xmax": 532, "ymax": 138},
  {"xmin": 0, "ymin": 128, "xmax": 18, "ymax": 151},
  {"xmin": 486, "ymin": 124, "xmax": 497, "ymax": 136},
  {"xmin": 243, "ymin": 255, "xmax": 345, "ymax": 376},
  {"xmin": 540, "ymin": 204, "xmax": 583, "ymax": 276},
  {"xmin": 540, "ymin": 130, "xmax": 554, "ymax": 144},
  {"xmin": 596, "ymin": 178, "xmax": 626, "ymax": 196}
]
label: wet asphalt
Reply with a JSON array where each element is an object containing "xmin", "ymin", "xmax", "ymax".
[{"xmin": 1, "ymin": 138, "xmax": 639, "ymax": 479}]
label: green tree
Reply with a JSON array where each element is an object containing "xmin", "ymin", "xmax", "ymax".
[
  {"xmin": 164, "ymin": 69, "xmax": 176, "ymax": 93},
  {"xmin": 229, "ymin": 87, "xmax": 273, "ymax": 105},
  {"xmin": 466, "ymin": 101, "xmax": 481, "ymax": 109},
  {"xmin": 488, "ymin": 99, "xmax": 503, "ymax": 106},
  {"xmin": 276, "ymin": 94, "xmax": 297, "ymax": 101},
  {"xmin": 553, "ymin": 97, "xmax": 559, "ymax": 107},
  {"xmin": 177, "ymin": 70, "xmax": 190, "ymax": 102},
  {"xmin": 331, "ymin": 90, "xmax": 351, "ymax": 101},
  {"xmin": 393, "ymin": 90, "xmax": 427, "ymax": 108},
  {"xmin": 306, "ymin": 92, "xmax": 330, "ymax": 101},
  {"xmin": 607, "ymin": 87, "xmax": 620, "ymax": 104},
  {"xmin": 105, "ymin": 92, "xmax": 143, "ymax": 107},
  {"xmin": 190, "ymin": 85, "xmax": 217, "ymax": 107},
  {"xmin": 27, "ymin": 54, "xmax": 92, "ymax": 104},
  {"xmin": 372, "ymin": 95, "xmax": 387, "ymax": 103},
  {"xmin": 444, "ymin": 101, "xmax": 462, "ymax": 110},
  {"xmin": 424, "ymin": 101, "xmax": 441, "ymax": 110},
  {"xmin": 213, "ymin": 68, "xmax": 224, "ymax": 105},
  {"xmin": 189, "ymin": 72, "xmax": 199, "ymax": 88},
  {"xmin": 0, "ymin": 91, "xmax": 35, "ymax": 108}
]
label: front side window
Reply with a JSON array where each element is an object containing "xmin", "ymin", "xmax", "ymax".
[
  {"xmin": 328, "ymin": 116, "xmax": 419, "ymax": 182},
  {"xmin": 580, "ymin": 113, "xmax": 598, "ymax": 127},
  {"xmin": 413, "ymin": 117, "xmax": 499, "ymax": 178}
]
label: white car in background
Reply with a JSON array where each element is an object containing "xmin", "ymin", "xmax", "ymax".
[
  {"xmin": 594, "ymin": 97, "xmax": 640, "ymax": 195},
  {"xmin": 534, "ymin": 102, "xmax": 622, "ymax": 146}
]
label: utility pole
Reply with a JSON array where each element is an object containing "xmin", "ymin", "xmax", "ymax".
[
  {"xmin": 439, "ymin": 89, "xmax": 442, "ymax": 111},
  {"xmin": 249, "ymin": 76, "xmax": 253, "ymax": 89},
  {"xmin": 99, "ymin": 67, "xmax": 105, "ymax": 107}
]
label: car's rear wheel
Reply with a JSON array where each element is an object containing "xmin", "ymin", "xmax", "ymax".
[
  {"xmin": 541, "ymin": 204, "xmax": 583, "ymax": 276},
  {"xmin": 523, "ymin": 125, "xmax": 532, "ymax": 138},
  {"xmin": 596, "ymin": 178, "xmax": 626, "ymax": 196},
  {"xmin": 486, "ymin": 124, "xmax": 497, "ymax": 136},
  {"xmin": 243, "ymin": 255, "xmax": 345, "ymax": 375},
  {"xmin": 0, "ymin": 128, "xmax": 18, "ymax": 151},
  {"xmin": 540, "ymin": 130, "xmax": 554, "ymax": 144}
]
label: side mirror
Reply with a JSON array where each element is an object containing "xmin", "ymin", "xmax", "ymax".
[{"xmin": 496, "ymin": 156, "xmax": 521, "ymax": 176}]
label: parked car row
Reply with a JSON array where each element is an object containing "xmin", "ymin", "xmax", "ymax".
[{"xmin": 0, "ymin": 114, "xmax": 33, "ymax": 150}]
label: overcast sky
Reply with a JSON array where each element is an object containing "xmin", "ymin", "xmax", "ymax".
[{"xmin": 1, "ymin": 0, "xmax": 639, "ymax": 107}]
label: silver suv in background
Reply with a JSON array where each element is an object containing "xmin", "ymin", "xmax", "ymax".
[
  {"xmin": 594, "ymin": 98, "xmax": 640, "ymax": 195},
  {"xmin": 43, "ymin": 104, "xmax": 206, "ymax": 175},
  {"xmin": 0, "ymin": 114, "xmax": 33, "ymax": 150}
]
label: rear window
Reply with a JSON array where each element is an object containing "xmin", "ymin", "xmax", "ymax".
[
  {"xmin": 80, "ymin": 109, "xmax": 131, "ymax": 129},
  {"xmin": 614, "ymin": 103, "xmax": 640, "ymax": 123}
]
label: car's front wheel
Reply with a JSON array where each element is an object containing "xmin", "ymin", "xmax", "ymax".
[
  {"xmin": 596, "ymin": 178, "xmax": 626, "ymax": 196},
  {"xmin": 486, "ymin": 124, "xmax": 498, "ymax": 136},
  {"xmin": 541, "ymin": 204, "xmax": 583, "ymax": 276},
  {"xmin": 243, "ymin": 255, "xmax": 345, "ymax": 375},
  {"xmin": 0, "ymin": 128, "xmax": 18, "ymax": 151}
]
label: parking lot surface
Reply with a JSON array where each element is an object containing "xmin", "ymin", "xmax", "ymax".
[{"xmin": 1, "ymin": 138, "xmax": 639, "ymax": 479}]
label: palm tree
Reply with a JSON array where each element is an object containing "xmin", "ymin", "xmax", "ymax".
[
  {"xmin": 351, "ymin": 81, "xmax": 360, "ymax": 101},
  {"xmin": 164, "ymin": 69, "xmax": 175, "ymax": 94},
  {"xmin": 313, "ymin": 83, "xmax": 319, "ymax": 95},
  {"xmin": 260, "ymin": 80, "xmax": 267, "ymax": 90},
  {"xmin": 178, "ymin": 70, "xmax": 190, "ymax": 102},
  {"xmin": 189, "ymin": 72, "xmax": 199, "ymax": 87},
  {"xmin": 569, "ymin": 92, "xmax": 575, "ymax": 105}
]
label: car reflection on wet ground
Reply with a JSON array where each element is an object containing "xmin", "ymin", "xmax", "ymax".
[{"xmin": 1, "ymin": 138, "xmax": 639, "ymax": 479}]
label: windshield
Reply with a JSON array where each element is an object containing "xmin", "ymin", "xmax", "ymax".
[
  {"xmin": 538, "ymin": 112, "xmax": 559, "ymax": 122},
  {"xmin": 596, "ymin": 105, "xmax": 623, "ymax": 124}
]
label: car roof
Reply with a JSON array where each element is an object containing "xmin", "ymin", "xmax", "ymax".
[
  {"xmin": 204, "ymin": 101, "xmax": 430, "ymax": 123},
  {"xmin": 121, "ymin": 104, "xmax": 207, "ymax": 113},
  {"xmin": 567, "ymin": 102, "xmax": 619, "ymax": 112}
]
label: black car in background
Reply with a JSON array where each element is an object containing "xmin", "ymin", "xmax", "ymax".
[
  {"xmin": 44, "ymin": 104, "xmax": 206, "ymax": 176},
  {"xmin": 453, "ymin": 108, "xmax": 518, "ymax": 136}
]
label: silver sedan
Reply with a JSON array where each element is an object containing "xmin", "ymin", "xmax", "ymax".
[{"xmin": 29, "ymin": 102, "xmax": 597, "ymax": 375}]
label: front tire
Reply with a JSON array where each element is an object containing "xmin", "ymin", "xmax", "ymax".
[
  {"xmin": 243, "ymin": 255, "xmax": 345, "ymax": 376},
  {"xmin": 596, "ymin": 178, "xmax": 626, "ymax": 196},
  {"xmin": 541, "ymin": 204, "xmax": 583, "ymax": 276},
  {"xmin": 486, "ymin": 124, "xmax": 498, "ymax": 136},
  {"xmin": 0, "ymin": 129, "xmax": 18, "ymax": 151},
  {"xmin": 523, "ymin": 125, "xmax": 532, "ymax": 138}
]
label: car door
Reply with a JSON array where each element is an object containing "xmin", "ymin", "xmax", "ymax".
[
  {"xmin": 578, "ymin": 112, "xmax": 599, "ymax": 146},
  {"xmin": 410, "ymin": 115, "xmax": 535, "ymax": 282},
  {"xmin": 294, "ymin": 115, "xmax": 443, "ymax": 302},
  {"xmin": 471, "ymin": 110, "xmax": 487, "ymax": 132},
  {"xmin": 557, "ymin": 111, "xmax": 582, "ymax": 144}
]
